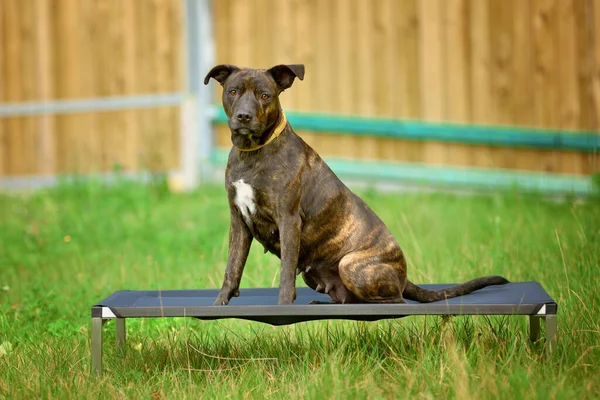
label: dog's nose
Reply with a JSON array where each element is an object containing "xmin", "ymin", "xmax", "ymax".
[{"xmin": 236, "ymin": 111, "xmax": 252, "ymax": 123}]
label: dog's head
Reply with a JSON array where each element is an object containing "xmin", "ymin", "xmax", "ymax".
[{"xmin": 204, "ymin": 64, "xmax": 304, "ymax": 150}]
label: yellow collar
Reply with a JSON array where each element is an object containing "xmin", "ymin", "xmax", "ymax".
[{"xmin": 237, "ymin": 111, "xmax": 287, "ymax": 152}]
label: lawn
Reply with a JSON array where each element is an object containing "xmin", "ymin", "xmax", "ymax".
[{"xmin": 0, "ymin": 177, "xmax": 599, "ymax": 399}]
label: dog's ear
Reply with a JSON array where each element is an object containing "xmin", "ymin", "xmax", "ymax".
[
  {"xmin": 203, "ymin": 64, "xmax": 240, "ymax": 85},
  {"xmin": 267, "ymin": 64, "xmax": 305, "ymax": 91}
]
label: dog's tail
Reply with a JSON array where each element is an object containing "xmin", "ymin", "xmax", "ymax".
[{"xmin": 403, "ymin": 276, "xmax": 509, "ymax": 303}]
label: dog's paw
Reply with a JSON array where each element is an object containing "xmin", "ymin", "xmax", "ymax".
[{"xmin": 213, "ymin": 296, "xmax": 230, "ymax": 306}]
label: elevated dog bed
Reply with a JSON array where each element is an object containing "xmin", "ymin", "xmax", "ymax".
[{"xmin": 91, "ymin": 282, "xmax": 557, "ymax": 374}]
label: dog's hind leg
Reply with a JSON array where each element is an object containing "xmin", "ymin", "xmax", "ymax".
[{"xmin": 338, "ymin": 255, "xmax": 407, "ymax": 304}]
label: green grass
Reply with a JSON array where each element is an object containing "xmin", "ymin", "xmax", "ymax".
[{"xmin": 1, "ymin": 177, "xmax": 599, "ymax": 399}]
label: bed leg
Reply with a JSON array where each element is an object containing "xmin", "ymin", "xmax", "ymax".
[
  {"xmin": 544, "ymin": 314, "xmax": 557, "ymax": 358},
  {"xmin": 91, "ymin": 317, "xmax": 103, "ymax": 375},
  {"xmin": 116, "ymin": 318, "xmax": 126, "ymax": 351},
  {"xmin": 529, "ymin": 315, "xmax": 541, "ymax": 342}
]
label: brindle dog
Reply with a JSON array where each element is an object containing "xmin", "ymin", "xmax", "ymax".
[{"xmin": 204, "ymin": 64, "xmax": 508, "ymax": 305}]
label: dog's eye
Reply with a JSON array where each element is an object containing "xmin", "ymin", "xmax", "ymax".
[
  {"xmin": 261, "ymin": 94, "xmax": 270, "ymax": 101},
  {"xmin": 229, "ymin": 90, "xmax": 237, "ymax": 96}
]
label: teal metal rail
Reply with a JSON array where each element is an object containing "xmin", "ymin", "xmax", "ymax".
[
  {"xmin": 211, "ymin": 150, "xmax": 591, "ymax": 196},
  {"xmin": 213, "ymin": 108, "xmax": 599, "ymax": 152},
  {"xmin": 212, "ymin": 108, "xmax": 597, "ymax": 195}
]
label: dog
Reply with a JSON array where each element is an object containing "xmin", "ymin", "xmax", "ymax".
[{"xmin": 204, "ymin": 64, "xmax": 508, "ymax": 305}]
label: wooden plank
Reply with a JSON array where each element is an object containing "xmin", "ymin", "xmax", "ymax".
[
  {"xmin": 419, "ymin": 0, "xmax": 445, "ymax": 121},
  {"xmin": 20, "ymin": 0, "xmax": 37, "ymax": 175},
  {"xmin": 213, "ymin": 0, "xmax": 230, "ymax": 100},
  {"xmin": 155, "ymin": 0, "xmax": 176, "ymax": 170},
  {"xmin": 35, "ymin": 0, "xmax": 55, "ymax": 175},
  {"xmin": 1, "ymin": 0, "xmax": 20, "ymax": 105},
  {"xmin": 52, "ymin": 0, "xmax": 70, "ymax": 172},
  {"xmin": 304, "ymin": 0, "xmax": 318, "ymax": 114},
  {"xmin": 512, "ymin": 0, "xmax": 534, "ymax": 127},
  {"xmin": 444, "ymin": 0, "xmax": 470, "ymax": 123},
  {"xmin": 394, "ymin": 0, "xmax": 423, "ymax": 162},
  {"xmin": 122, "ymin": 0, "xmax": 139, "ymax": 171},
  {"xmin": 390, "ymin": 0, "xmax": 421, "ymax": 120},
  {"xmin": 0, "ymin": 0, "xmax": 6, "ymax": 176},
  {"xmin": 378, "ymin": 137, "xmax": 398, "ymax": 162},
  {"xmin": 292, "ymin": 0, "xmax": 314, "ymax": 112},
  {"xmin": 213, "ymin": 0, "xmax": 228, "ymax": 64},
  {"xmin": 314, "ymin": 0, "xmax": 333, "ymax": 114},
  {"xmin": 356, "ymin": 0, "xmax": 375, "ymax": 117},
  {"xmin": 443, "ymin": 0, "xmax": 471, "ymax": 169},
  {"xmin": 355, "ymin": 0, "xmax": 377, "ymax": 159},
  {"xmin": 170, "ymin": 0, "xmax": 183, "ymax": 93},
  {"xmin": 254, "ymin": 0, "xmax": 270, "ymax": 67},
  {"xmin": 94, "ymin": 0, "xmax": 111, "ymax": 171},
  {"xmin": 168, "ymin": 0, "xmax": 182, "ymax": 170},
  {"xmin": 556, "ymin": 0, "xmax": 585, "ymax": 176},
  {"xmin": 532, "ymin": 0, "xmax": 559, "ymax": 129},
  {"xmin": 333, "ymin": 0, "xmax": 357, "ymax": 158},
  {"xmin": 51, "ymin": 0, "xmax": 99, "ymax": 174},
  {"xmin": 232, "ymin": 0, "xmax": 252, "ymax": 66},
  {"xmin": 419, "ymin": 0, "xmax": 447, "ymax": 166},
  {"xmin": 469, "ymin": 0, "xmax": 491, "ymax": 125},
  {"xmin": 312, "ymin": 133, "xmax": 347, "ymax": 159},
  {"xmin": 468, "ymin": 0, "xmax": 494, "ymax": 169},
  {"xmin": 573, "ymin": 0, "xmax": 595, "ymax": 131},
  {"xmin": 334, "ymin": 0, "xmax": 355, "ymax": 115},
  {"xmin": 4, "ymin": 0, "xmax": 26, "ymax": 174},
  {"xmin": 556, "ymin": 0, "xmax": 581, "ymax": 131},
  {"xmin": 405, "ymin": 0, "xmax": 421, "ymax": 120},
  {"xmin": 135, "ymin": 0, "xmax": 159, "ymax": 171},
  {"xmin": 530, "ymin": 0, "xmax": 559, "ymax": 174},
  {"xmin": 488, "ymin": 0, "xmax": 514, "ymax": 126},
  {"xmin": 373, "ymin": 0, "xmax": 392, "ymax": 118},
  {"xmin": 558, "ymin": 150, "xmax": 584, "ymax": 175},
  {"xmin": 96, "ymin": 0, "xmax": 125, "ymax": 172},
  {"xmin": 272, "ymin": 0, "xmax": 294, "ymax": 109},
  {"xmin": 532, "ymin": 0, "xmax": 568, "ymax": 176},
  {"xmin": 387, "ymin": 0, "xmax": 401, "ymax": 118},
  {"xmin": 497, "ymin": 0, "xmax": 527, "ymax": 175},
  {"xmin": 374, "ymin": 0, "xmax": 396, "ymax": 160},
  {"xmin": 593, "ymin": 0, "xmax": 600, "ymax": 133},
  {"xmin": 593, "ymin": 0, "xmax": 600, "ymax": 173},
  {"xmin": 78, "ymin": 0, "xmax": 100, "ymax": 173}
]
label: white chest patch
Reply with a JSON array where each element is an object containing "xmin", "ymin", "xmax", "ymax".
[{"xmin": 232, "ymin": 179, "xmax": 256, "ymax": 222}]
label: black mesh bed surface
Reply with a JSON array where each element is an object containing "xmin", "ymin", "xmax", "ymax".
[{"xmin": 93, "ymin": 282, "xmax": 557, "ymax": 326}]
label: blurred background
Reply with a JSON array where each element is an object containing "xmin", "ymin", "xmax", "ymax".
[{"xmin": 0, "ymin": 0, "xmax": 599, "ymax": 194}]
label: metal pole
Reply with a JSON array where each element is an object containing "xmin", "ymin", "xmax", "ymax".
[
  {"xmin": 529, "ymin": 315, "xmax": 541, "ymax": 343},
  {"xmin": 175, "ymin": 0, "xmax": 215, "ymax": 191},
  {"xmin": 197, "ymin": 0, "xmax": 216, "ymax": 183},
  {"xmin": 115, "ymin": 318, "xmax": 126, "ymax": 350},
  {"xmin": 91, "ymin": 318, "xmax": 103, "ymax": 375},
  {"xmin": 545, "ymin": 315, "xmax": 557, "ymax": 359}
]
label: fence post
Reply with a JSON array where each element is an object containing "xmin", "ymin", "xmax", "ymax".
[{"xmin": 173, "ymin": 0, "xmax": 215, "ymax": 191}]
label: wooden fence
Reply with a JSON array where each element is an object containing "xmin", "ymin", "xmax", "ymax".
[
  {"xmin": 213, "ymin": 0, "xmax": 600, "ymax": 176},
  {"xmin": 1, "ymin": 0, "xmax": 599, "ymax": 179},
  {"xmin": 0, "ymin": 0, "xmax": 183, "ymax": 177}
]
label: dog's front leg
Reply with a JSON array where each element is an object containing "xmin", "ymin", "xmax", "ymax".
[
  {"xmin": 278, "ymin": 214, "xmax": 302, "ymax": 304},
  {"xmin": 214, "ymin": 209, "xmax": 252, "ymax": 305}
]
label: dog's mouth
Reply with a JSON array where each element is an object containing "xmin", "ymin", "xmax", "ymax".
[
  {"xmin": 235, "ymin": 127, "xmax": 255, "ymax": 136},
  {"xmin": 228, "ymin": 119, "xmax": 263, "ymax": 137}
]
